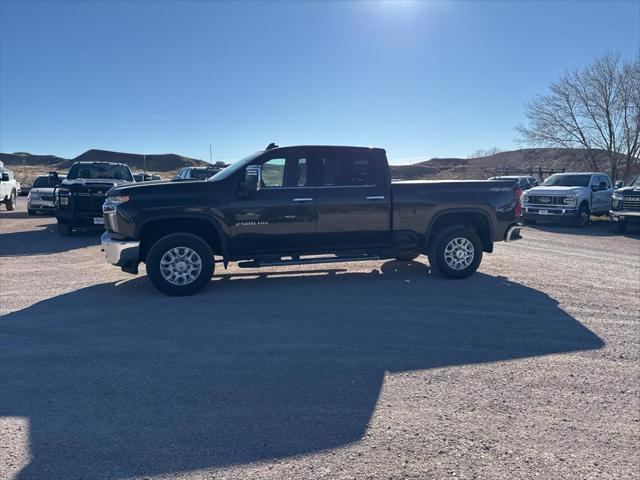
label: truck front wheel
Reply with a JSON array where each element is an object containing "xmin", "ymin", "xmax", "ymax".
[
  {"xmin": 146, "ymin": 233, "xmax": 215, "ymax": 296},
  {"xmin": 576, "ymin": 204, "xmax": 590, "ymax": 228},
  {"xmin": 428, "ymin": 226, "xmax": 483, "ymax": 279},
  {"xmin": 57, "ymin": 221, "xmax": 72, "ymax": 236}
]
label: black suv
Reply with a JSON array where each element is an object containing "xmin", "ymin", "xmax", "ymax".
[
  {"xmin": 610, "ymin": 175, "xmax": 640, "ymax": 233},
  {"xmin": 55, "ymin": 162, "xmax": 134, "ymax": 236}
]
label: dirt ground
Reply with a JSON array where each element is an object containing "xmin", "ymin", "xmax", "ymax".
[{"xmin": 1, "ymin": 197, "xmax": 639, "ymax": 480}]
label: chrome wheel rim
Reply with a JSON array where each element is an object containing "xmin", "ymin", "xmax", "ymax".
[
  {"xmin": 160, "ymin": 247, "xmax": 202, "ymax": 286},
  {"xmin": 444, "ymin": 237, "xmax": 475, "ymax": 270}
]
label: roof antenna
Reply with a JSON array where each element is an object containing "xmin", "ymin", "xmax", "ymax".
[{"xmin": 266, "ymin": 142, "xmax": 278, "ymax": 150}]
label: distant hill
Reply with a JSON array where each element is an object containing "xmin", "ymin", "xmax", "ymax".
[
  {"xmin": 0, "ymin": 149, "xmax": 209, "ymax": 173},
  {"xmin": 392, "ymin": 148, "xmax": 638, "ymax": 181},
  {"xmin": 0, "ymin": 152, "xmax": 67, "ymax": 167}
]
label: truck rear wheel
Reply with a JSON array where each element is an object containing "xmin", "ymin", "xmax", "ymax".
[
  {"xmin": 428, "ymin": 226, "xmax": 483, "ymax": 279},
  {"xmin": 5, "ymin": 190, "xmax": 16, "ymax": 210},
  {"xmin": 146, "ymin": 233, "xmax": 215, "ymax": 296}
]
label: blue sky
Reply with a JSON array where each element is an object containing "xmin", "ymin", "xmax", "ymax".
[{"xmin": 1, "ymin": 1, "xmax": 638, "ymax": 164}]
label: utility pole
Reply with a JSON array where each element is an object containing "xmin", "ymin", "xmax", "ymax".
[
  {"xmin": 143, "ymin": 155, "xmax": 146, "ymax": 174},
  {"xmin": 209, "ymin": 145, "xmax": 212, "ymax": 163}
]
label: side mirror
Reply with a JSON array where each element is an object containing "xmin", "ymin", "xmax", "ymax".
[
  {"xmin": 615, "ymin": 180, "xmax": 623, "ymax": 189},
  {"xmin": 240, "ymin": 165, "xmax": 262, "ymax": 193},
  {"xmin": 1, "ymin": 173, "xmax": 9, "ymax": 182}
]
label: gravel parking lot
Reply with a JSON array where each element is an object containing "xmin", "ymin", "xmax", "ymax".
[{"xmin": 1, "ymin": 197, "xmax": 639, "ymax": 480}]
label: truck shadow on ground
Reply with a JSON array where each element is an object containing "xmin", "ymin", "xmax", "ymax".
[
  {"xmin": 0, "ymin": 224, "xmax": 101, "ymax": 256},
  {"xmin": 1, "ymin": 264, "xmax": 604, "ymax": 480}
]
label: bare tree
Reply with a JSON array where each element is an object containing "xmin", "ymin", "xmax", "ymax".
[
  {"xmin": 468, "ymin": 147, "xmax": 503, "ymax": 159},
  {"xmin": 517, "ymin": 53, "xmax": 640, "ymax": 182}
]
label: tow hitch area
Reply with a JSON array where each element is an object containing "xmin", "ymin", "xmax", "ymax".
[{"xmin": 505, "ymin": 223, "xmax": 524, "ymax": 242}]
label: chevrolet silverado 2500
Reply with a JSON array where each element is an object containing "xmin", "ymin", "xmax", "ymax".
[{"xmin": 101, "ymin": 145, "xmax": 523, "ymax": 296}]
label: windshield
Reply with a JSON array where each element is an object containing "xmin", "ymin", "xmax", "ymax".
[
  {"xmin": 631, "ymin": 176, "xmax": 640, "ymax": 187},
  {"xmin": 541, "ymin": 174, "xmax": 590, "ymax": 187},
  {"xmin": 209, "ymin": 152, "xmax": 263, "ymax": 181},
  {"xmin": 67, "ymin": 163, "xmax": 133, "ymax": 181},
  {"xmin": 33, "ymin": 176, "xmax": 63, "ymax": 188},
  {"xmin": 192, "ymin": 169, "xmax": 222, "ymax": 180}
]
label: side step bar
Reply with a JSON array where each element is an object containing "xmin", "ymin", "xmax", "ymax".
[{"xmin": 238, "ymin": 254, "xmax": 382, "ymax": 269}]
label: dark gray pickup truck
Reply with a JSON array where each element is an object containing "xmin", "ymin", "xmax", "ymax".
[{"xmin": 101, "ymin": 145, "xmax": 523, "ymax": 295}]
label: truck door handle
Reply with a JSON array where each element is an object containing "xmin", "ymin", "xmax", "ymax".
[
  {"xmin": 293, "ymin": 197, "xmax": 313, "ymax": 202},
  {"xmin": 366, "ymin": 196, "xmax": 385, "ymax": 200}
]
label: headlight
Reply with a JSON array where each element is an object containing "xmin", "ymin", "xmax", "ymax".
[
  {"xmin": 107, "ymin": 194, "xmax": 129, "ymax": 205},
  {"xmin": 563, "ymin": 195, "xmax": 577, "ymax": 205},
  {"xmin": 29, "ymin": 193, "xmax": 40, "ymax": 200},
  {"xmin": 103, "ymin": 194, "xmax": 129, "ymax": 212},
  {"xmin": 522, "ymin": 194, "xmax": 529, "ymax": 203},
  {"xmin": 612, "ymin": 193, "xmax": 623, "ymax": 201}
]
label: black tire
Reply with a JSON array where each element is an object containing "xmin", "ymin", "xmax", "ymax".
[
  {"xmin": 428, "ymin": 225, "xmax": 483, "ymax": 279},
  {"xmin": 28, "ymin": 209, "xmax": 37, "ymax": 216},
  {"xmin": 394, "ymin": 253, "xmax": 419, "ymax": 262},
  {"xmin": 5, "ymin": 190, "xmax": 16, "ymax": 210},
  {"xmin": 57, "ymin": 221, "xmax": 72, "ymax": 236},
  {"xmin": 523, "ymin": 218, "xmax": 537, "ymax": 225},
  {"xmin": 611, "ymin": 222, "xmax": 627, "ymax": 233},
  {"xmin": 146, "ymin": 233, "xmax": 215, "ymax": 296},
  {"xmin": 575, "ymin": 203, "xmax": 590, "ymax": 228}
]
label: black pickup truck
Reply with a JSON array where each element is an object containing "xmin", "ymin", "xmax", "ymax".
[
  {"xmin": 101, "ymin": 145, "xmax": 523, "ymax": 296},
  {"xmin": 55, "ymin": 161, "xmax": 134, "ymax": 235}
]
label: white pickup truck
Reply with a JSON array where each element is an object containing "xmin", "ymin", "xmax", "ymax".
[
  {"xmin": 0, "ymin": 167, "xmax": 20, "ymax": 211},
  {"xmin": 522, "ymin": 172, "xmax": 613, "ymax": 227}
]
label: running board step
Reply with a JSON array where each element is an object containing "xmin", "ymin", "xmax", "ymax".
[{"xmin": 238, "ymin": 255, "xmax": 382, "ymax": 269}]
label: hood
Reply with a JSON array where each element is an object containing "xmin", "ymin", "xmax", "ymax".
[
  {"xmin": 526, "ymin": 185, "xmax": 585, "ymax": 195},
  {"xmin": 614, "ymin": 185, "xmax": 640, "ymax": 195},
  {"xmin": 109, "ymin": 178, "xmax": 218, "ymax": 196},
  {"xmin": 62, "ymin": 178, "xmax": 131, "ymax": 187},
  {"xmin": 29, "ymin": 187, "xmax": 56, "ymax": 195}
]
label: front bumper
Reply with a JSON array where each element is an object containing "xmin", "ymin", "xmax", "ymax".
[
  {"xmin": 101, "ymin": 232, "xmax": 140, "ymax": 273},
  {"xmin": 56, "ymin": 208, "xmax": 105, "ymax": 227},
  {"xmin": 27, "ymin": 198, "xmax": 56, "ymax": 212},
  {"xmin": 522, "ymin": 206, "xmax": 578, "ymax": 221},
  {"xmin": 610, "ymin": 210, "xmax": 640, "ymax": 223}
]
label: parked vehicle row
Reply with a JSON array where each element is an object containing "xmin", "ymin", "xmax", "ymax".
[
  {"xmin": 100, "ymin": 144, "xmax": 524, "ymax": 296},
  {"xmin": 488, "ymin": 175, "xmax": 539, "ymax": 190},
  {"xmin": 6, "ymin": 148, "xmax": 635, "ymax": 298}
]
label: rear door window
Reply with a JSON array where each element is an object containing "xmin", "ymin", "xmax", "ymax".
[{"xmin": 319, "ymin": 153, "xmax": 377, "ymax": 187}]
